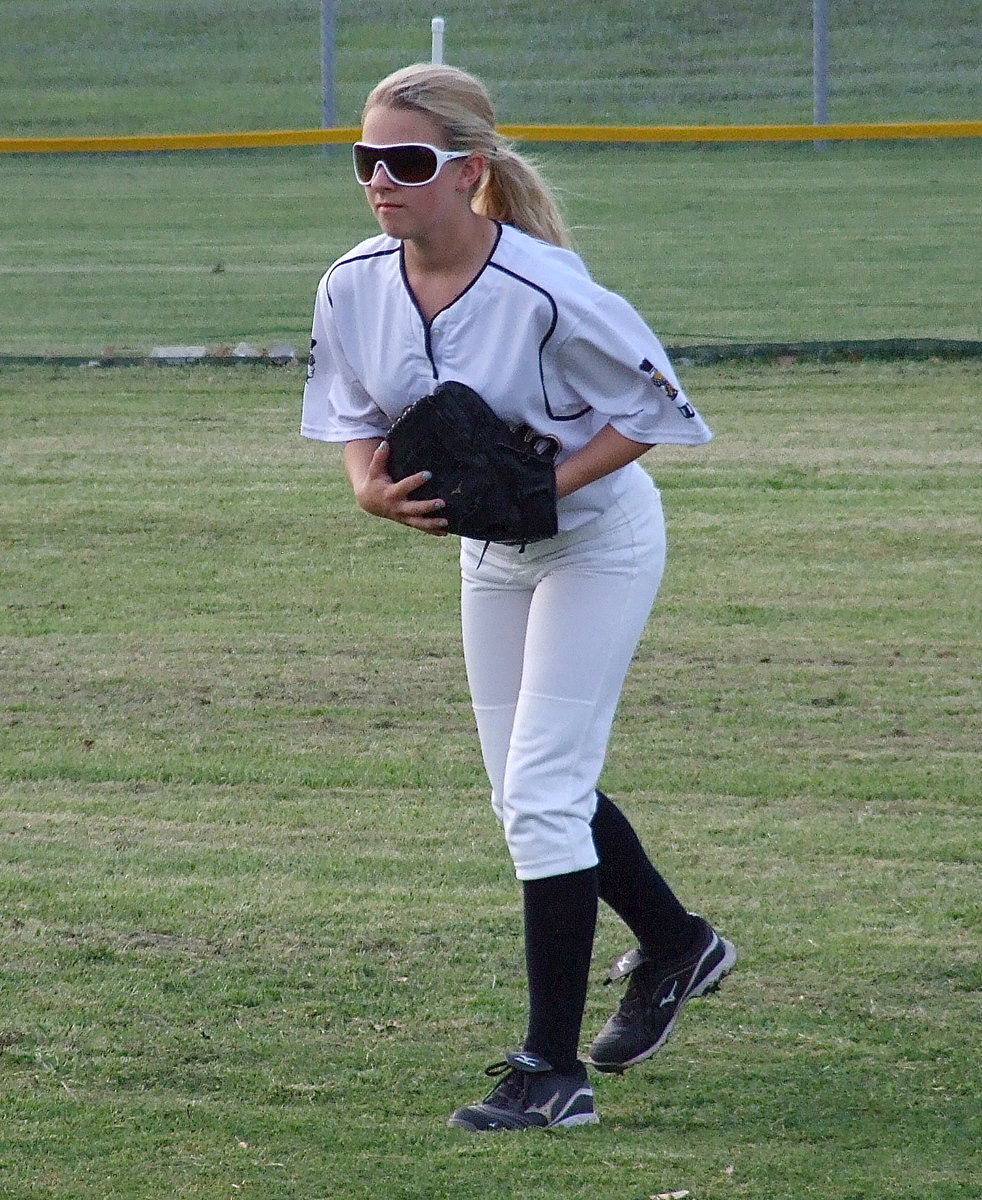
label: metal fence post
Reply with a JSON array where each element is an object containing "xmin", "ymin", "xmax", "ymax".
[
  {"xmin": 813, "ymin": 0, "xmax": 830, "ymax": 149},
  {"xmin": 431, "ymin": 16, "xmax": 445, "ymax": 64},
  {"xmin": 321, "ymin": 0, "xmax": 336, "ymax": 129}
]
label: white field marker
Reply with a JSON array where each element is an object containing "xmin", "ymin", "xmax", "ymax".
[{"xmin": 431, "ymin": 16, "xmax": 445, "ymax": 64}]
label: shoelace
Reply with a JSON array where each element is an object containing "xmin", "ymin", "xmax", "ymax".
[
  {"xmin": 619, "ymin": 975, "xmax": 653, "ymax": 1018},
  {"xmin": 619, "ymin": 962, "xmax": 671, "ymax": 1019},
  {"xmin": 481, "ymin": 1062, "xmax": 533, "ymax": 1106}
]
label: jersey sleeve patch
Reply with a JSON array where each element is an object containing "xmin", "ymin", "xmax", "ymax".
[
  {"xmin": 639, "ymin": 357, "xmax": 697, "ymax": 419},
  {"xmin": 639, "ymin": 356, "xmax": 678, "ymax": 399}
]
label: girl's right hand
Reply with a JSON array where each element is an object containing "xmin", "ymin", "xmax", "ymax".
[{"xmin": 353, "ymin": 440, "xmax": 449, "ymax": 535}]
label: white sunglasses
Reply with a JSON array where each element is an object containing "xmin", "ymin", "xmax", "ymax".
[{"xmin": 352, "ymin": 141, "xmax": 471, "ymax": 187}]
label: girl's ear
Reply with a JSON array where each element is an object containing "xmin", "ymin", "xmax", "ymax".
[{"xmin": 457, "ymin": 153, "xmax": 488, "ymax": 191}]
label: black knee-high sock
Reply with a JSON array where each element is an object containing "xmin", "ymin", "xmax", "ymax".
[
  {"xmin": 522, "ymin": 867, "xmax": 598, "ymax": 1074},
  {"xmin": 591, "ymin": 790, "xmax": 699, "ymax": 963}
]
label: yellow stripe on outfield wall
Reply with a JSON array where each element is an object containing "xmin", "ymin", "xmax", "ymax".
[
  {"xmin": 0, "ymin": 127, "xmax": 362, "ymax": 153},
  {"xmin": 498, "ymin": 120, "xmax": 982, "ymax": 142},
  {"xmin": 0, "ymin": 119, "xmax": 979, "ymax": 153}
]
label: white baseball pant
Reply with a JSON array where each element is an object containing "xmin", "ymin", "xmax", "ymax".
[{"xmin": 460, "ymin": 469, "xmax": 667, "ymax": 881}]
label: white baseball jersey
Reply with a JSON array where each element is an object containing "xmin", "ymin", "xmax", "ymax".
[{"xmin": 300, "ymin": 222, "xmax": 712, "ymax": 533}]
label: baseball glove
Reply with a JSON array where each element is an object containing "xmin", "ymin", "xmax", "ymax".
[{"xmin": 385, "ymin": 380, "xmax": 559, "ymax": 546}]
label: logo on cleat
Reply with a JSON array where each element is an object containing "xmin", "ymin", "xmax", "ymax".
[
  {"xmin": 527, "ymin": 1090, "xmax": 563, "ymax": 1120},
  {"xmin": 659, "ymin": 982, "xmax": 679, "ymax": 1008}
]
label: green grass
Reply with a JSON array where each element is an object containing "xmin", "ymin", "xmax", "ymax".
[
  {"xmin": 2, "ymin": 0, "xmax": 978, "ymax": 359},
  {"xmin": 1, "ymin": 360, "xmax": 979, "ymax": 1198},
  {"xmin": 1, "ymin": 140, "xmax": 979, "ymax": 356},
  {"xmin": 2, "ymin": 0, "xmax": 980, "ymax": 133}
]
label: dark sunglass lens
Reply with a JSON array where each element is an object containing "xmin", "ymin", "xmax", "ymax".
[
  {"xmin": 384, "ymin": 144, "xmax": 437, "ymax": 184},
  {"xmin": 353, "ymin": 144, "xmax": 382, "ymax": 182}
]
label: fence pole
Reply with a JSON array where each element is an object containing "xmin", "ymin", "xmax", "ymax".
[
  {"xmin": 813, "ymin": 0, "xmax": 829, "ymax": 149},
  {"xmin": 431, "ymin": 16, "xmax": 445, "ymax": 64},
  {"xmin": 321, "ymin": 0, "xmax": 336, "ymax": 128}
]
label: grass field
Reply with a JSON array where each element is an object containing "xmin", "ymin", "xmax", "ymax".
[
  {"xmin": 2, "ymin": 140, "xmax": 980, "ymax": 356},
  {"xmin": 2, "ymin": 0, "xmax": 978, "ymax": 358},
  {"xmin": 1, "ymin": 360, "xmax": 979, "ymax": 1198},
  {"xmin": 3, "ymin": 0, "xmax": 980, "ymax": 133}
]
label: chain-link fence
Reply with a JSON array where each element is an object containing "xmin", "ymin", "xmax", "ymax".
[{"xmin": 3, "ymin": 1, "xmax": 979, "ymax": 137}]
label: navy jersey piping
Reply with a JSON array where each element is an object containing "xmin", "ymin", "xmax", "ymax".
[
  {"xmin": 399, "ymin": 224, "xmax": 504, "ymax": 380},
  {"xmin": 488, "ymin": 260, "xmax": 591, "ymax": 422},
  {"xmin": 324, "ymin": 245, "xmax": 401, "ymax": 308}
]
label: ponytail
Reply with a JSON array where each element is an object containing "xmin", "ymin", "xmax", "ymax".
[
  {"xmin": 474, "ymin": 143, "xmax": 572, "ymax": 249},
  {"xmin": 363, "ymin": 64, "xmax": 573, "ymax": 249}
]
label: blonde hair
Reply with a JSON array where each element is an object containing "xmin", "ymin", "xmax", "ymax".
[{"xmin": 363, "ymin": 64, "xmax": 572, "ymax": 249}]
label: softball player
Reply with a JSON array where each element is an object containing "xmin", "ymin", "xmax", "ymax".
[{"xmin": 301, "ymin": 63, "xmax": 736, "ymax": 1132}]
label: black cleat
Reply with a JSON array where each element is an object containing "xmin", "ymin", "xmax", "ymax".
[
  {"xmin": 448, "ymin": 1050, "xmax": 600, "ymax": 1131},
  {"xmin": 588, "ymin": 915, "xmax": 736, "ymax": 1073}
]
